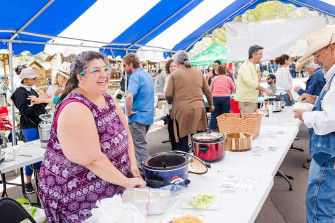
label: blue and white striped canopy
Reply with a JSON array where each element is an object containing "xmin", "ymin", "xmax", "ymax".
[{"xmin": 1, "ymin": 0, "xmax": 335, "ymax": 58}]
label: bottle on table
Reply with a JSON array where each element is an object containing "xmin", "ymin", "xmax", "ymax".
[{"xmin": 264, "ymin": 102, "xmax": 269, "ymax": 117}]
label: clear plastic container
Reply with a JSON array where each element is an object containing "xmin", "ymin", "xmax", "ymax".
[{"xmin": 122, "ymin": 188, "xmax": 171, "ymax": 215}]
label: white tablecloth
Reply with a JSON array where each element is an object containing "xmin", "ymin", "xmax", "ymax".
[{"xmin": 0, "ymin": 140, "xmax": 45, "ymax": 174}]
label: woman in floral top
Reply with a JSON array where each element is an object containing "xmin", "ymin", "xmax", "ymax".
[{"xmin": 38, "ymin": 51, "xmax": 145, "ymax": 222}]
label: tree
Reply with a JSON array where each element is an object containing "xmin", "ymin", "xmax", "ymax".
[{"xmin": 189, "ymin": 1, "xmax": 325, "ymax": 58}]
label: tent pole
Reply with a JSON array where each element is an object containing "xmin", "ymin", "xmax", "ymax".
[
  {"xmin": 10, "ymin": 0, "xmax": 55, "ymax": 41},
  {"xmin": 124, "ymin": 50, "xmax": 128, "ymax": 120},
  {"xmin": 0, "ymin": 39, "xmax": 174, "ymax": 53},
  {"xmin": 8, "ymin": 41, "xmax": 16, "ymax": 146}
]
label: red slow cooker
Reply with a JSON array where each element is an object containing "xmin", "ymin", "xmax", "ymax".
[{"xmin": 192, "ymin": 129, "xmax": 226, "ymax": 162}]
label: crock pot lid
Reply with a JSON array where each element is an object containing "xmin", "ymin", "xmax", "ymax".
[{"xmin": 192, "ymin": 129, "xmax": 224, "ymax": 140}]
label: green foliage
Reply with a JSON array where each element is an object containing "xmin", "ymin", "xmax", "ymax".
[
  {"xmin": 189, "ymin": 1, "xmax": 313, "ymax": 56},
  {"xmin": 236, "ymin": 1, "xmax": 297, "ymax": 22}
]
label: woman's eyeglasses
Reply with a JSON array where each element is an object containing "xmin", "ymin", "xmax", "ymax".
[{"xmin": 80, "ymin": 65, "xmax": 112, "ymax": 77}]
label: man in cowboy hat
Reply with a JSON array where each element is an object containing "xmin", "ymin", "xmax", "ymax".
[{"xmin": 294, "ymin": 27, "xmax": 335, "ymax": 222}]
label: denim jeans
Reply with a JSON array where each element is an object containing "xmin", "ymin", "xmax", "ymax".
[
  {"xmin": 280, "ymin": 93, "xmax": 293, "ymax": 106},
  {"xmin": 22, "ymin": 128, "xmax": 42, "ymax": 176},
  {"xmin": 210, "ymin": 96, "xmax": 230, "ymax": 130},
  {"xmin": 306, "ymin": 158, "xmax": 335, "ymax": 222}
]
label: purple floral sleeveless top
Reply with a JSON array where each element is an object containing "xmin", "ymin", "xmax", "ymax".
[{"xmin": 38, "ymin": 92, "xmax": 131, "ymax": 222}]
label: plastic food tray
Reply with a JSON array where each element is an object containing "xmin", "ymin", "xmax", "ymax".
[{"xmin": 122, "ymin": 188, "xmax": 170, "ymax": 215}]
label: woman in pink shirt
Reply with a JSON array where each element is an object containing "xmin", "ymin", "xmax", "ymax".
[{"xmin": 209, "ymin": 65, "xmax": 235, "ymax": 130}]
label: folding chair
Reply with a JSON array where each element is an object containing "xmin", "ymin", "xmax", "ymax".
[{"xmin": 0, "ymin": 197, "xmax": 37, "ymax": 223}]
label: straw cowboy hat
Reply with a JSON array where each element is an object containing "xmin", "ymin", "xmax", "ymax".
[
  {"xmin": 57, "ymin": 62, "xmax": 71, "ymax": 79},
  {"xmin": 19, "ymin": 68, "xmax": 39, "ymax": 80},
  {"xmin": 296, "ymin": 56, "xmax": 313, "ymax": 73},
  {"xmin": 300, "ymin": 27, "xmax": 335, "ymax": 61}
]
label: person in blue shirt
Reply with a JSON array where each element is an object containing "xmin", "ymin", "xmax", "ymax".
[
  {"xmin": 294, "ymin": 58, "xmax": 326, "ymax": 97},
  {"xmin": 124, "ymin": 53, "xmax": 154, "ymax": 167},
  {"xmin": 294, "ymin": 57, "xmax": 326, "ymax": 169},
  {"xmin": 289, "ymin": 59, "xmax": 296, "ymax": 78}
]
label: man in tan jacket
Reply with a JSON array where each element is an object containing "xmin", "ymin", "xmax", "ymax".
[{"xmin": 166, "ymin": 51, "xmax": 214, "ymax": 152}]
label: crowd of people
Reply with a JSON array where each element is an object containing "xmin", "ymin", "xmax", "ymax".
[{"xmin": 6, "ymin": 27, "xmax": 335, "ymax": 222}]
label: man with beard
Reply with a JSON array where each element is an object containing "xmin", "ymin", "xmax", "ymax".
[
  {"xmin": 124, "ymin": 53, "xmax": 154, "ymax": 168},
  {"xmin": 294, "ymin": 27, "xmax": 335, "ymax": 223},
  {"xmin": 266, "ymin": 74, "xmax": 277, "ymax": 95}
]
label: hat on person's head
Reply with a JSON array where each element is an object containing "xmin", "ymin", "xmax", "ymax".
[
  {"xmin": 296, "ymin": 56, "xmax": 313, "ymax": 72},
  {"xmin": 300, "ymin": 27, "xmax": 335, "ymax": 61},
  {"xmin": 19, "ymin": 68, "xmax": 39, "ymax": 80},
  {"xmin": 57, "ymin": 62, "xmax": 71, "ymax": 79}
]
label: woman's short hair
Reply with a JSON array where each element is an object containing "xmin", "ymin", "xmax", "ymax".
[
  {"xmin": 173, "ymin": 50, "xmax": 191, "ymax": 68},
  {"xmin": 165, "ymin": 59, "xmax": 174, "ymax": 74},
  {"xmin": 217, "ymin": 65, "xmax": 228, "ymax": 75},
  {"xmin": 123, "ymin": 53, "xmax": 140, "ymax": 69},
  {"xmin": 274, "ymin": 54, "xmax": 290, "ymax": 65}
]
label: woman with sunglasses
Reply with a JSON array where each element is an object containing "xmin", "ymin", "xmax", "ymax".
[
  {"xmin": 38, "ymin": 51, "xmax": 145, "ymax": 222},
  {"xmin": 10, "ymin": 67, "xmax": 47, "ymax": 194}
]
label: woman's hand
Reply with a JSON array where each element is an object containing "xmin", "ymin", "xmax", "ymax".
[
  {"xmin": 28, "ymin": 93, "xmax": 50, "ymax": 104},
  {"xmin": 126, "ymin": 177, "xmax": 146, "ymax": 188},
  {"xmin": 130, "ymin": 163, "xmax": 141, "ymax": 178},
  {"xmin": 27, "ymin": 95, "xmax": 43, "ymax": 104},
  {"xmin": 209, "ymin": 105, "xmax": 215, "ymax": 112}
]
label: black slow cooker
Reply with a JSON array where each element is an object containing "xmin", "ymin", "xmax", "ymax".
[{"xmin": 141, "ymin": 152, "xmax": 191, "ymax": 188}]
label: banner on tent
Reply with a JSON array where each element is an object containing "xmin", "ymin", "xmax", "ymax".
[{"xmin": 225, "ymin": 16, "xmax": 327, "ymax": 61}]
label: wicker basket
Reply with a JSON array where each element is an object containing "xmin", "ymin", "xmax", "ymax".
[{"xmin": 216, "ymin": 113, "xmax": 262, "ymax": 139}]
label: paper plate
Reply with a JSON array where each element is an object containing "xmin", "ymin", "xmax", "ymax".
[{"xmin": 160, "ymin": 213, "xmax": 207, "ymax": 223}]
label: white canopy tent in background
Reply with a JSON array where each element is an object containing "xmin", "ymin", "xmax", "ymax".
[{"xmin": 225, "ymin": 16, "xmax": 327, "ymax": 61}]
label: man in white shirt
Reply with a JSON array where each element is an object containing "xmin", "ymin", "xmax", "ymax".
[{"xmin": 294, "ymin": 27, "xmax": 335, "ymax": 223}]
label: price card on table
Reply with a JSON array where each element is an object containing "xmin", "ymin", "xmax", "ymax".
[
  {"xmin": 251, "ymin": 146, "xmax": 279, "ymax": 156},
  {"xmin": 215, "ymin": 175, "xmax": 260, "ymax": 194}
]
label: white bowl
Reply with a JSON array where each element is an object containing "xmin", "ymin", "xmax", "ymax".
[{"xmin": 292, "ymin": 102, "xmax": 314, "ymax": 111}]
